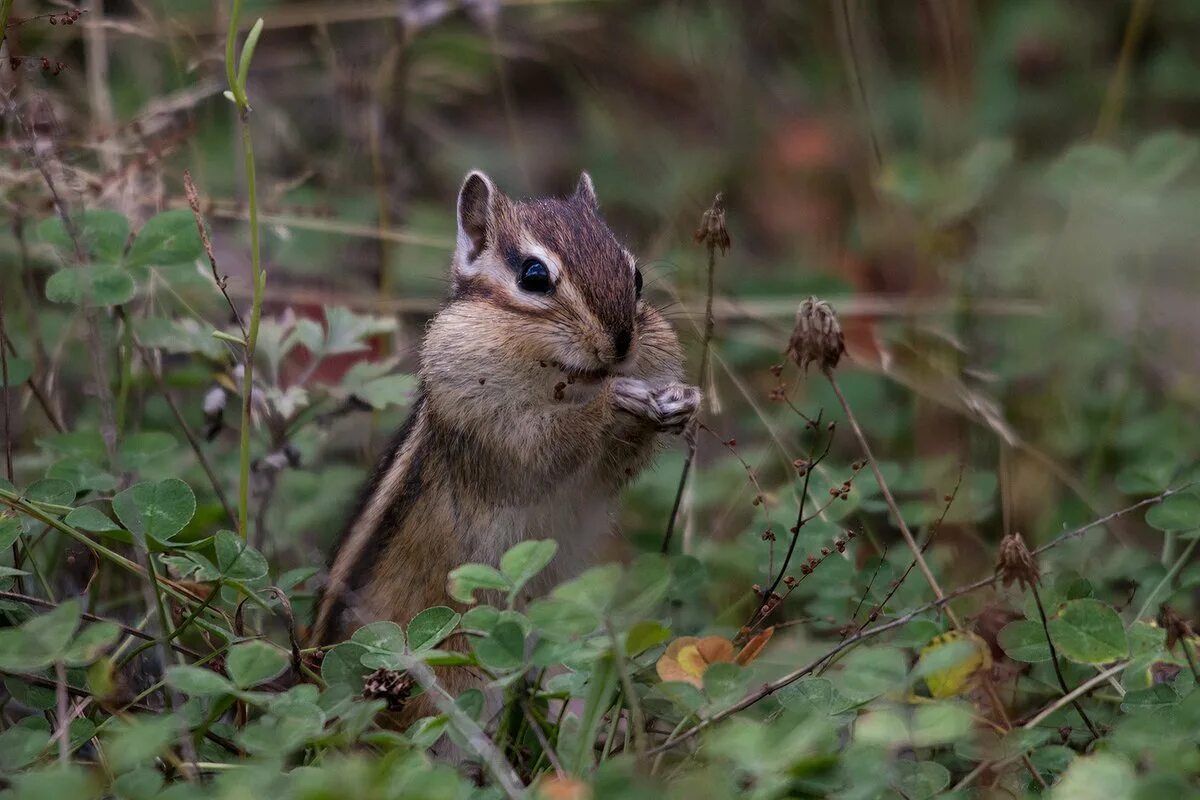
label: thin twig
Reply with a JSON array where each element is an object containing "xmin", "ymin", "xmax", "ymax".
[
  {"xmin": 825, "ymin": 368, "xmax": 961, "ymax": 628},
  {"xmin": 1031, "ymin": 583, "xmax": 1099, "ymax": 739},
  {"xmin": 952, "ymin": 661, "xmax": 1131, "ymax": 792},
  {"xmin": 663, "ymin": 193, "xmax": 727, "ymax": 554},
  {"xmin": 647, "ymin": 487, "xmax": 1185, "ymax": 755}
]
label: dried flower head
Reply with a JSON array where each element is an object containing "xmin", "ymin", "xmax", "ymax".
[
  {"xmin": 694, "ymin": 193, "xmax": 731, "ymax": 254},
  {"xmin": 995, "ymin": 532, "xmax": 1040, "ymax": 589},
  {"xmin": 787, "ymin": 296, "xmax": 845, "ymax": 373},
  {"xmin": 362, "ymin": 667, "xmax": 414, "ymax": 711},
  {"xmin": 1158, "ymin": 604, "xmax": 1193, "ymax": 651}
]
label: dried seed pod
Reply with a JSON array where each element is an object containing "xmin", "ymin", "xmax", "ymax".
[
  {"xmin": 995, "ymin": 532, "xmax": 1040, "ymax": 590},
  {"xmin": 787, "ymin": 296, "xmax": 845, "ymax": 373},
  {"xmin": 362, "ymin": 668, "xmax": 414, "ymax": 712},
  {"xmin": 694, "ymin": 193, "xmax": 731, "ymax": 254}
]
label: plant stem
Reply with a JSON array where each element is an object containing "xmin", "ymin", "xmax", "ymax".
[
  {"xmin": 1031, "ymin": 583, "xmax": 1099, "ymax": 738},
  {"xmin": 606, "ymin": 618, "xmax": 646, "ymax": 762},
  {"xmin": 662, "ymin": 206, "xmax": 721, "ymax": 554},
  {"xmin": 825, "ymin": 368, "xmax": 960, "ymax": 628}
]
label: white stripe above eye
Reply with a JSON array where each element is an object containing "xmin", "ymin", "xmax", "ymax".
[{"xmin": 517, "ymin": 236, "xmax": 562, "ymax": 283}]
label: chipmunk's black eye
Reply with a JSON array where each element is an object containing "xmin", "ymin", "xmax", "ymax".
[
  {"xmin": 634, "ymin": 268, "xmax": 643, "ymax": 298},
  {"xmin": 517, "ymin": 258, "xmax": 553, "ymax": 294}
]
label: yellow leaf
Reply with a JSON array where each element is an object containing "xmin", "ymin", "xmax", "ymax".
[{"xmin": 918, "ymin": 630, "xmax": 991, "ymax": 699}]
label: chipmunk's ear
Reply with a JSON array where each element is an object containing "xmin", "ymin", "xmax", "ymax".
[
  {"xmin": 456, "ymin": 170, "xmax": 503, "ymax": 263},
  {"xmin": 573, "ymin": 171, "xmax": 598, "ymax": 210}
]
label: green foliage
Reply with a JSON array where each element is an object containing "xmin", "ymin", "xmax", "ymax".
[{"xmin": 3, "ymin": 2, "xmax": 1200, "ymax": 798}]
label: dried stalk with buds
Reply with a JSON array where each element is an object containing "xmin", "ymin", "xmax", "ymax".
[{"xmin": 662, "ymin": 193, "xmax": 729, "ymax": 554}]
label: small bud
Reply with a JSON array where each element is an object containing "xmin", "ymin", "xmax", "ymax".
[
  {"xmin": 995, "ymin": 532, "xmax": 1040, "ymax": 590},
  {"xmin": 787, "ymin": 296, "xmax": 845, "ymax": 373}
]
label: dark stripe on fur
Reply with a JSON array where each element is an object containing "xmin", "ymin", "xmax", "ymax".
[{"xmin": 312, "ymin": 394, "xmax": 428, "ymax": 644}]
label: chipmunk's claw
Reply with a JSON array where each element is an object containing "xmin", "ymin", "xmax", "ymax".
[{"xmin": 612, "ymin": 378, "xmax": 701, "ymax": 433}]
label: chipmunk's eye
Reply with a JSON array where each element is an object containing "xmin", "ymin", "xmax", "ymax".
[
  {"xmin": 517, "ymin": 258, "xmax": 553, "ymax": 294},
  {"xmin": 634, "ymin": 268, "xmax": 643, "ymax": 298}
]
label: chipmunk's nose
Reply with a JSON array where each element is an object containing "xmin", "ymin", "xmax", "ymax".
[{"xmin": 613, "ymin": 328, "xmax": 633, "ymax": 362}]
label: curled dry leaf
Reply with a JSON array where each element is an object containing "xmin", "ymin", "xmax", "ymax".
[{"xmin": 657, "ymin": 630, "xmax": 774, "ymax": 687}]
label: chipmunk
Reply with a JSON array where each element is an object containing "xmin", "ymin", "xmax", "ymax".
[{"xmin": 310, "ymin": 170, "xmax": 700, "ymax": 719}]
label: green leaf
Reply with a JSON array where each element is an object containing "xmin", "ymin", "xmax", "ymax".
[
  {"xmin": 0, "ymin": 515, "xmax": 21, "ymax": 550},
  {"xmin": 527, "ymin": 596, "xmax": 600, "ymax": 640},
  {"xmin": 125, "ymin": 210, "xmax": 203, "ymax": 267},
  {"xmin": 997, "ymin": 619, "xmax": 1052, "ymax": 662},
  {"xmin": 112, "ymin": 479, "xmax": 195, "ymax": 546},
  {"xmin": 165, "ymin": 664, "xmax": 235, "ymax": 697},
  {"xmin": 226, "ymin": 640, "xmax": 289, "ymax": 689},
  {"xmin": 831, "ymin": 646, "xmax": 907, "ymax": 703},
  {"xmin": 236, "ymin": 699, "xmax": 325, "ymax": 756},
  {"xmin": 447, "ymin": 563, "xmax": 511, "ymax": 604},
  {"xmin": 625, "ymin": 620, "xmax": 671, "ymax": 656},
  {"xmin": 48, "ymin": 458, "xmax": 116, "ymax": 493},
  {"xmin": 893, "ymin": 760, "xmax": 951, "ymax": 800},
  {"xmin": 1051, "ymin": 753, "xmax": 1136, "ymax": 800},
  {"xmin": 24, "ymin": 477, "xmax": 75, "ymax": 506},
  {"xmin": 38, "ymin": 210, "xmax": 129, "ymax": 262},
  {"xmin": 316, "ymin": 307, "xmax": 397, "ymax": 356},
  {"xmin": 472, "ymin": 621, "xmax": 525, "ymax": 672},
  {"xmin": 0, "ymin": 717, "xmax": 50, "ymax": 770},
  {"xmin": 1146, "ymin": 492, "xmax": 1200, "ymax": 532},
  {"xmin": 612, "ymin": 554, "xmax": 670, "ymax": 622},
  {"xmin": 703, "ymin": 662, "xmax": 747, "ymax": 703},
  {"xmin": 104, "ymin": 715, "xmax": 179, "ymax": 773},
  {"xmin": 64, "ymin": 506, "xmax": 122, "ymax": 533},
  {"xmin": 8, "ymin": 764, "xmax": 99, "ymax": 798},
  {"xmin": 321, "ymin": 642, "xmax": 370, "ymax": 690},
  {"xmin": 1047, "ymin": 599, "xmax": 1129, "ymax": 664},
  {"xmin": 0, "ymin": 599, "xmax": 81, "ymax": 671},
  {"xmin": 213, "ymin": 530, "xmax": 268, "ymax": 580},
  {"xmin": 407, "ymin": 607, "xmax": 460, "ymax": 652},
  {"xmin": 63, "ymin": 622, "xmax": 121, "ymax": 667},
  {"xmin": 45, "ymin": 264, "xmax": 136, "ymax": 306},
  {"xmin": 132, "ymin": 316, "xmax": 226, "ymax": 360},
  {"xmin": 499, "ymin": 539, "xmax": 557, "ymax": 594},
  {"xmin": 353, "ymin": 621, "xmax": 406, "ymax": 669},
  {"xmin": 118, "ymin": 432, "xmax": 176, "ymax": 472}
]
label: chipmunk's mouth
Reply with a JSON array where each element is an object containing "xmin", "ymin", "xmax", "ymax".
[{"xmin": 549, "ymin": 360, "xmax": 610, "ymax": 384}]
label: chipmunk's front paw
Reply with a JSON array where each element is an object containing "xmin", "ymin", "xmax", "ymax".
[{"xmin": 611, "ymin": 378, "xmax": 701, "ymax": 434}]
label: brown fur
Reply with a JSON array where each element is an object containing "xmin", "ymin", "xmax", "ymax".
[{"xmin": 311, "ymin": 172, "xmax": 698, "ymax": 726}]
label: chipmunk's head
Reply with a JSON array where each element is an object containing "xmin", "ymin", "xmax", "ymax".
[{"xmin": 448, "ymin": 170, "xmax": 644, "ymax": 380}]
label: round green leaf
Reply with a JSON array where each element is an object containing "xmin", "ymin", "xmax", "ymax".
[
  {"xmin": 473, "ymin": 621, "xmax": 525, "ymax": 672},
  {"xmin": 407, "ymin": 606, "xmax": 460, "ymax": 652},
  {"xmin": 997, "ymin": 619, "xmax": 1052, "ymax": 662},
  {"xmin": 1146, "ymin": 493, "xmax": 1200, "ymax": 532},
  {"xmin": 213, "ymin": 529, "xmax": 268, "ymax": 580},
  {"xmin": 353, "ymin": 621, "xmax": 406, "ymax": 669},
  {"xmin": 499, "ymin": 539, "xmax": 557, "ymax": 591},
  {"xmin": 118, "ymin": 431, "xmax": 176, "ymax": 472},
  {"xmin": 0, "ymin": 717, "xmax": 51, "ymax": 770},
  {"xmin": 38, "ymin": 210, "xmax": 129, "ymax": 262},
  {"xmin": 45, "ymin": 265, "xmax": 136, "ymax": 306},
  {"xmin": 1047, "ymin": 599, "xmax": 1129, "ymax": 664},
  {"xmin": 226, "ymin": 640, "xmax": 289, "ymax": 689},
  {"xmin": 0, "ymin": 599, "xmax": 81, "ymax": 671},
  {"xmin": 64, "ymin": 621, "xmax": 121, "ymax": 667},
  {"xmin": 24, "ymin": 477, "xmax": 75, "ymax": 505},
  {"xmin": 165, "ymin": 664, "xmax": 234, "ymax": 697},
  {"xmin": 112, "ymin": 479, "xmax": 195, "ymax": 545},
  {"xmin": 64, "ymin": 506, "xmax": 122, "ymax": 533},
  {"xmin": 126, "ymin": 210, "xmax": 204, "ymax": 267},
  {"xmin": 447, "ymin": 563, "xmax": 511, "ymax": 604}
]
